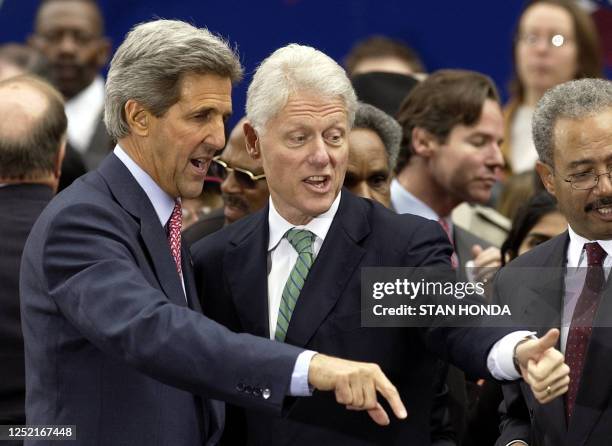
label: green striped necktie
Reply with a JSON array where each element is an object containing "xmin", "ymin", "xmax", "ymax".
[{"xmin": 275, "ymin": 228, "xmax": 315, "ymax": 342}]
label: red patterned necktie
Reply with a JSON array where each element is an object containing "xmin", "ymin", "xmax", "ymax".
[
  {"xmin": 438, "ymin": 218, "xmax": 459, "ymax": 268},
  {"xmin": 167, "ymin": 201, "xmax": 183, "ymax": 276},
  {"xmin": 565, "ymin": 241, "xmax": 606, "ymax": 419}
]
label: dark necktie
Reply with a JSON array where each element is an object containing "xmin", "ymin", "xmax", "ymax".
[
  {"xmin": 565, "ymin": 241, "xmax": 606, "ymax": 419},
  {"xmin": 167, "ymin": 201, "xmax": 183, "ymax": 276},
  {"xmin": 438, "ymin": 218, "xmax": 459, "ymax": 268}
]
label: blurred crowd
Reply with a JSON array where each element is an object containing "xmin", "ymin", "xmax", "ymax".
[{"xmin": 0, "ymin": 0, "xmax": 610, "ymax": 445}]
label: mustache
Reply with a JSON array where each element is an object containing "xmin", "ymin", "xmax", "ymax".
[
  {"xmin": 585, "ymin": 197, "xmax": 612, "ymax": 212},
  {"xmin": 223, "ymin": 193, "xmax": 249, "ymax": 212}
]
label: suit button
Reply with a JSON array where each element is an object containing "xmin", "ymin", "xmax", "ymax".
[
  {"xmin": 253, "ymin": 387, "xmax": 262, "ymax": 397},
  {"xmin": 236, "ymin": 382, "xmax": 245, "ymax": 392},
  {"xmin": 262, "ymin": 388, "xmax": 271, "ymax": 399}
]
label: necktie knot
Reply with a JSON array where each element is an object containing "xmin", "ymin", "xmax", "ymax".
[
  {"xmin": 286, "ymin": 228, "xmax": 315, "ymax": 255},
  {"xmin": 167, "ymin": 201, "xmax": 182, "ymax": 275},
  {"xmin": 585, "ymin": 242, "xmax": 606, "ymax": 266}
]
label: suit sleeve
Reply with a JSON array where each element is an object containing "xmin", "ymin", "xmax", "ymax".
[
  {"xmin": 408, "ymin": 219, "xmax": 515, "ymax": 379},
  {"xmin": 492, "ymin": 268, "xmax": 532, "ymax": 445},
  {"xmin": 41, "ymin": 202, "xmax": 303, "ymax": 415}
]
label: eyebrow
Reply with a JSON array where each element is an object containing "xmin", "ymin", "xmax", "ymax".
[{"xmin": 566, "ymin": 155, "xmax": 612, "ymax": 170}]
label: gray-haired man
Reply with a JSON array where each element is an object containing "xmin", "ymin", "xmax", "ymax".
[
  {"xmin": 496, "ymin": 79, "xmax": 612, "ymax": 446},
  {"xmin": 19, "ymin": 20, "xmax": 406, "ymax": 446}
]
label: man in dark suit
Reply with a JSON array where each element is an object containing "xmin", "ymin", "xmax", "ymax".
[
  {"xmin": 0, "ymin": 75, "xmax": 66, "ymax": 445},
  {"xmin": 495, "ymin": 79, "xmax": 612, "ymax": 446},
  {"xmin": 29, "ymin": 0, "xmax": 114, "ymax": 180},
  {"xmin": 19, "ymin": 20, "xmax": 409, "ymax": 446},
  {"xmin": 192, "ymin": 44, "xmax": 570, "ymax": 446}
]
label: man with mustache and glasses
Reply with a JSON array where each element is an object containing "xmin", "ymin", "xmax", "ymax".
[
  {"xmin": 183, "ymin": 118, "xmax": 270, "ymax": 246},
  {"xmin": 19, "ymin": 20, "xmax": 410, "ymax": 445},
  {"xmin": 494, "ymin": 79, "xmax": 612, "ymax": 446}
]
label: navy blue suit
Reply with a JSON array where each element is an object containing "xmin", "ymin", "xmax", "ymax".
[
  {"xmin": 192, "ymin": 191, "xmax": 511, "ymax": 445},
  {"xmin": 19, "ymin": 154, "xmax": 304, "ymax": 445}
]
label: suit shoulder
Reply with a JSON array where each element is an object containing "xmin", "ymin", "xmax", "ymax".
[
  {"xmin": 505, "ymin": 233, "xmax": 566, "ymax": 268},
  {"xmin": 191, "ymin": 209, "xmax": 265, "ymax": 263}
]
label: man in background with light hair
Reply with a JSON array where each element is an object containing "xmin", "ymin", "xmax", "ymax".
[
  {"xmin": 193, "ymin": 43, "xmax": 569, "ymax": 446},
  {"xmin": 20, "ymin": 20, "xmax": 408, "ymax": 446},
  {"xmin": 495, "ymin": 78, "xmax": 612, "ymax": 446}
]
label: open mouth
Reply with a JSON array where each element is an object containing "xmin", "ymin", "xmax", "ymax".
[
  {"xmin": 190, "ymin": 158, "xmax": 209, "ymax": 175},
  {"xmin": 303, "ymin": 175, "xmax": 331, "ymax": 192}
]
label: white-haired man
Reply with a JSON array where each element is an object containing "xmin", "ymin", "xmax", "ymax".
[
  {"xmin": 19, "ymin": 20, "xmax": 408, "ymax": 446},
  {"xmin": 192, "ymin": 44, "xmax": 569, "ymax": 446}
]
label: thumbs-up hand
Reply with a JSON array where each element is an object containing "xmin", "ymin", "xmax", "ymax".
[{"xmin": 514, "ymin": 329, "xmax": 570, "ymax": 404}]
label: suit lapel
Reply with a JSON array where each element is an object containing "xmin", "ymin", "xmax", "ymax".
[
  {"xmin": 98, "ymin": 154, "xmax": 187, "ymax": 307},
  {"xmin": 224, "ymin": 210, "xmax": 271, "ymax": 338},
  {"xmin": 285, "ymin": 192, "xmax": 368, "ymax": 347},
  {"xmin": 519, "ymin": 234, "xmax": 568, "ymax": 434},
  {"xmin": 182, "ymin": 245, "xmax": 202, "ymax": 312}
]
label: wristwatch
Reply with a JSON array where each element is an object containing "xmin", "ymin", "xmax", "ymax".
[{"xmin": 512, "ymin": 334, "xmax": 538, "ymax": 374}]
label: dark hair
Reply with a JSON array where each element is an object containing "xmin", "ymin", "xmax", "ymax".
[
  {"xmin": 0, "ymin": 75, "xmax": 67, "ymax": 179},
  {"xmin": 500, "ymin": 191, "xmax": 559, "ymax": 265},
  {"xmin": 344, "ymin": 35, "xmax": 425, "ymax": 75},
  {"xmin": 509, "ymin": 0, "xmax": 603, "ymax": 102},
  {"xmin": 395, "ymin": 69, "xmax": 500, "ymax": 173}
]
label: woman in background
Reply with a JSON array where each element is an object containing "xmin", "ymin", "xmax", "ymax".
[{"xmin": 502, "ymin": 0, "xmax": 602, "ymax": 174}]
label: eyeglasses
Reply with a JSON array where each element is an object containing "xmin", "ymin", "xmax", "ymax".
[
  {"xmin": 518, "ymin": 33, "xmax": 571, "ymax": 48},
  {"xmin": 212, "ymin": 156, "xmax": 266, "ymax": 189},
  {"xmin": 564, "ymin": 170, "xmax": 612, "ymax": 190}
]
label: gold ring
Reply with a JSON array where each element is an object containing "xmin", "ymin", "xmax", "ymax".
[{"xmin": 546, "ymin": 385, "xmax": 552, "ymax": 396}]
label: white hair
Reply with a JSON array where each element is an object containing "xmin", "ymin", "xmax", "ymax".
[{"xmin": 246, "ymin": 44, "xmax": 357, "ymax": 132}]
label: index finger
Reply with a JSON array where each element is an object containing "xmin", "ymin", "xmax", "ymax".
[{"xmin": 374, "ymin": 370, "xmax": 407, "ymax": 419}]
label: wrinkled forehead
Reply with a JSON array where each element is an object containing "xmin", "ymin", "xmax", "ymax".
[
  {"xmin": 267, "ymin": 91, "xmax": 349, "ymax": 129},
  {"xmin": 553, "ymin": 109, "xmax": 612, "ymax": 166}
]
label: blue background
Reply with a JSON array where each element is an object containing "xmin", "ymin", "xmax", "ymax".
[{"xmin": 0, "ymin": 0, "xmax": 608, "ymax": 128}]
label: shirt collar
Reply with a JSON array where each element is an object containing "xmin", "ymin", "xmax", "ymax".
[
  {"xmin": 567, "ymin": 224, "xmax": 612, "ymax": 267},
  {"xmin": 113, "ymin": 145, "xmax": 176, "ymax": 227},
  {"xmin": 391, "ymin": 178, "xmax": 440, "ymax": 221},
  {"xmin": 268, "ymin": 191, "xmax": 342, "ymax": 251}
]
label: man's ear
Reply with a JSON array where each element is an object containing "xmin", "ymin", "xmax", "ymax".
[
  {"xmin": 536, "ymin": 161, "xmax": 556, "ymax": 196},
  {"xmin": 124, "ymin": 99, "xmax": 149, "ymax": 137},
  {"xmin": 243, "ymin": 121, "xmax": 261, "ymax": 160},
  {"xmin": 411, "ymin": 127, "xmax": 439, "ymax": 158},
  {"xmin": 54, "ymin": 138, "xmax": 67, "ymax": 179}
]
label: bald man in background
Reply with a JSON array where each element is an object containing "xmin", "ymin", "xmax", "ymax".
[{"xmin": 0, "ymin": 75, "xmax": 66, "ymax": 444}]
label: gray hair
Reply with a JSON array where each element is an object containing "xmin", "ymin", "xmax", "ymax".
[
  {"xmin": 353, "ymin": 102, "xmax": 401, "ymax": 171},
  {"xmin": 104, "ymin": 19, "xmax": 243, "ymax": 140},
  {"xmin": 246, "ymin": 44, "xmax": 357, "ymax": 132},
  {"xmin": 533, "ymin": 78, "xmax": 612, "ymax": 166}
]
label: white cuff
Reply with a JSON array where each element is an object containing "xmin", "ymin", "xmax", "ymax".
[
  {"xmin": 289, "ymin": 350, "xmax": 317, "ymax": 396},
  {"xmin": 487, "ymin": 331, "xmax": 536, "ymax": 380}
]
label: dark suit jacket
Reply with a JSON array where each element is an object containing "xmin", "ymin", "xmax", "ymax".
[
  {"xmin": 58, "ymin": 114, "xmax": 114, "ymax": 192},
  {"xmin": 192, "ymin": 191, "xmax": 511, "ymax": 446},
  {"xmin": 0, "ymin": 185, "xmax": 53, "ymax": 430},
  {"xmin": 19, "ymin": 154, "xmax": 304, "ymax": 445},
  {"xmin": 494, "ymin": 232, "xmax": 612, "ymax": 446}
]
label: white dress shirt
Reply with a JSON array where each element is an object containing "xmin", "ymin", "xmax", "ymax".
[
  {"xmin": 265, "ymin": 192, "xmax": 341, "ymax": 395},
  {"xmin": 113, "ymin": 145, "xmax": 186, "ymax": 298},
  {"xmin": 65, "ymin": 76, "xmax": 106, "ymax": 154}
]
